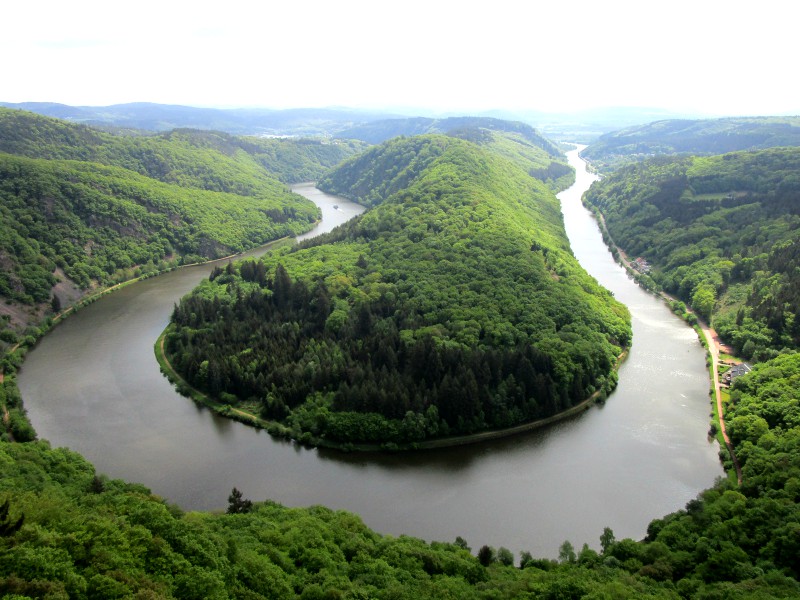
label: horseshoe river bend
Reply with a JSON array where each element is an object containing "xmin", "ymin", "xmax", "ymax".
[{"xmin": 18, "ymin": 148, "xmax": 723, "ymax": 557}]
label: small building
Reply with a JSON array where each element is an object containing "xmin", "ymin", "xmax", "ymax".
[
  {"xmin": 724, "ymin": 362, "xmax": 752, "ymax": 385},
  {"xmin": 632, "ymin": 257, "xmax": 651, "ymax": 274}
]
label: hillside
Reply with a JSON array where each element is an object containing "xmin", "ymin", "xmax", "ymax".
[
  {"xmin": 337, "ymin": 115, "xmax": 560, "ymax": 151},
  {"xmin": 583, "ymin": 116, "xmax": 800, "ymax": 172},
  {"xmin": 2, "ymin": 115, "xmax": 799, "ymax": 599},
  {"xmin": 336, "ymin": 116, "xmax": 558, "ymax": 152},
  {"xmin": 331, "ymin": 117, "xmax": 572, "ymax": 191},
  {"xmin": 0, "ymin": 109, "xmax": 365, "ymax": 351},
  {"xmin": 0, "ymin": 108, "xmax": 365, "ymax": 186},
  {"xmin": 0, "ymin": 154, "xmax": 317, "ymax": 297},
  {"xmin": 164, "ymin": 134, "xmax": 629, "ymax": 447},
  {"xmin": 583, "ymin": 147, "xmax": 800, "ymax": 361}
]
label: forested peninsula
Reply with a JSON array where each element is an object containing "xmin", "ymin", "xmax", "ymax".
[
  {"xmin": 163, "ymin": 134, "xmax": 630, "ymax": 448},
  {"xmin": 583, "ymin": 147, "xmax": 800, "ymax": 361}
]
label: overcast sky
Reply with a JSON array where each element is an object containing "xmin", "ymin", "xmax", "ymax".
[{"xmin": 3, "ymin": 0, "xmax": 797, "ymax": 116}]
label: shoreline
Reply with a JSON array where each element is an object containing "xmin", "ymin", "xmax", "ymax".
[
  {"xmin": 1, "ymin": 234, "xmax": 295, "ymax": 360},
  {"xmin": 155, "ymin": 323, "xmax": 629, "ymax": 453},
  {"xmin": 0, "ymin": 235, "xmax": 297, "ymax": 441},
  {"xmin": 583, "ymin": 194, "xmax": 742, "ymax": 483}
]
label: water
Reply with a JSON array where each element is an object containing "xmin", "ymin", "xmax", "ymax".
[{"xmin": 18, "ymin": 156, "xmax": 722, "ymax": 557}]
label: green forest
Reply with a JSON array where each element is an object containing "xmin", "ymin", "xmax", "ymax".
[
  {"xmin": 0, "ymin": 154, "xmax": 317, "ymax": 301},
  {"xmin": 333, "ymin": 117, "xmax": 574, "ymax": 191},
  {"xmin": 2, "ymin": 107, "xmax": 800, "ymax": 597},
  {"xmin": 0, "ymin": 108, "xmax": 363, "ymax": 352},
  {"xmin": 1, "ymin": 348, "xmax": 799, "ymax": 597},
  {"xmin": 582, "ymin": 116, "xmax": 800, "ymax": 172},
  {"xmin": 164, "ymin": 134, "xmax": 629, "ymax": 447},
  {"xmin": 583, "ymin": 148, "xmax": 800, "ymax": 361}
]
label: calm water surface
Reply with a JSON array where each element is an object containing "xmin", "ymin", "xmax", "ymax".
[{"xmin": 19, "ymin": 159, "xmax": 722, "ymax": 557}]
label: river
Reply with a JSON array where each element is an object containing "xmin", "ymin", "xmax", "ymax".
[{"xmin": 18, "ymin": 153, "xmax": 722, "ymax": 558}]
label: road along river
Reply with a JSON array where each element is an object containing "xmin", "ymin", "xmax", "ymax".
[{"xmin": 18, "ymin": 155, "xmax": 722, "ymax": 557}]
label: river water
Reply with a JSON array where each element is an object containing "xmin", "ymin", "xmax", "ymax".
[{"xmin": 18, "ymin": 155, "xmax": 722, "ymax": 557}]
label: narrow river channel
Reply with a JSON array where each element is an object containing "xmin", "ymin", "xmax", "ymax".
[{"xmin": 18, "ymin": 150, "xmax": 722, "ymax": 557}]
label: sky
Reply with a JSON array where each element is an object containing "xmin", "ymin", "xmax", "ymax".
[{"xmin": 2, "ymin": 0, "xmax": 798, "ymax": 117}]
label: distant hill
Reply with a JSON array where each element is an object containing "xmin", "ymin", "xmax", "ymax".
[
  {"xmin": 437, "ymin": 107, "xmax": 697, "ymax": 144},
  {"xmin": 583, "ymin": 116, "xmax": 800, "ymax": 171},
  {"xmin": 0, "ymin": 102, "xmax": 401, "ymax": 136},
  {"xmin": 0, "ymin": 108, "xmax": 365, "ymax": 186},
  {"xmin": 334, "ymin": 116, "xmax": 572, "ymax": 190},
  {"xmin": 336, "ymin": 116, "xmax": 561, "ymax": 153},
  {"xmin": 2, "ymin": 101, "xmax": 708, "ymax": 144}
]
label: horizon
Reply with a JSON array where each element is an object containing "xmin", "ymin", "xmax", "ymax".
[
  {"xmin": 3, "ymin": 1, "xmax": 799, "ymax": 118},
  {"xmin": 4, "ymin": 100, "xmax": 795, "ymax": 124}
]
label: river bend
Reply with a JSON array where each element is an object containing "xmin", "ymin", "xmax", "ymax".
[{"xmin": 18, "ymin": 154, "xmax": 722, "ymax": 557}]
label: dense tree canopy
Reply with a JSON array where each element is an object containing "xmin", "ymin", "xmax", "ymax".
[
  {"xmin": 328, "ymin": 117, "xmax": 573, "ymax": 192},
  {"xmin": 645, "ymin": 352, "xmax": 800, "ymax": 587},
  {"xmin": 2, "ymin": 375, "xmax": 799, "ymax": 600},
  {"xmin": 0, "ymin": 108, "xmax": 364, "ymax": 353},
  {"xmin": 165, "ymin": 135, "xmax": 630, "ymax": 447},
  {"xmin": 0, "ymin": 154, "xmax": 317, "ymax": 303},
  {"xmin": 583, "ymin": 148, "xmax": 800, "ymax": 361}
]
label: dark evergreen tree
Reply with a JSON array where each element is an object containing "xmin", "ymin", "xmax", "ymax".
[
  {"xmin": 226, "ymin": 487, "xmax": 253, "ymax": 514},
  {"xmin": 0, "ymin": 499, "xmax": 24, "ymax": 536}
]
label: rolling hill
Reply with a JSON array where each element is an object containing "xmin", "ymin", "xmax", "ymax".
[
  {"xmin": 583, "ymin": 116, "xmax": 800, "ymax": 172},
  {"xmin": 583, "ymin": 147, "xmax": 800, "ymax": 360},
  {"xmin": 0, "ymin": 108, "xmax": 364, "ymax": 350},
  {"xmin": 0, "ymin": 102, "xmax": 400, "ymax": 136}
]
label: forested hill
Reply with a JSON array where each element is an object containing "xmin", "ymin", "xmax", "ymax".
[
  {"xmin": 336, "ymin": 116, "xmax": 560, "ymax": 154},
  {"xmin": 0, "ymin": 108, "xmax": 363, "ymax": 349},
  {"xmin": 324, "ymin": 121, "xmax": 573, "ymax": 194},
  {"xmin": 164, "ymin": 134, "xmax": 630, "ymax": 447},
  {"xmin": 0, "ymin": 108, "xmax": 366, "ymax": 185},
  {"xmin": 583, "ymin": 116, "xmax": 800, "ymax": 172},
  {"xmin": 583, "ymin": 147, "xmax": 800, "ymax": 361}
]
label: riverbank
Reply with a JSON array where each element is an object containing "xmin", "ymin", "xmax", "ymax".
[
  {"xmin": 156, "ymin": 323, "xmax": 629, "ymax": 452},
  {"xmin": 583, "ymin": 195, "xmax": 742, "ymax": 483},
  {"xmin": 18, "ymin": 158, "xmax": 722, "ymax": 551},
  {"xmin": 0, "ymin": 235, "xmax": 297, "ymax": 442}
]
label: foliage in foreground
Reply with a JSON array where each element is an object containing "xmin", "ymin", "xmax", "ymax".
[
  {"xmin": 583, "ymin": 147, "xmax": 800, "ymax": 361},
  {"xmin": 2, "ymin": 373, "xmax": 800, "ymax": 600},
  {"xmin": 165, "ymin": 135, "xmax": 630, "ymax": 446}
]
